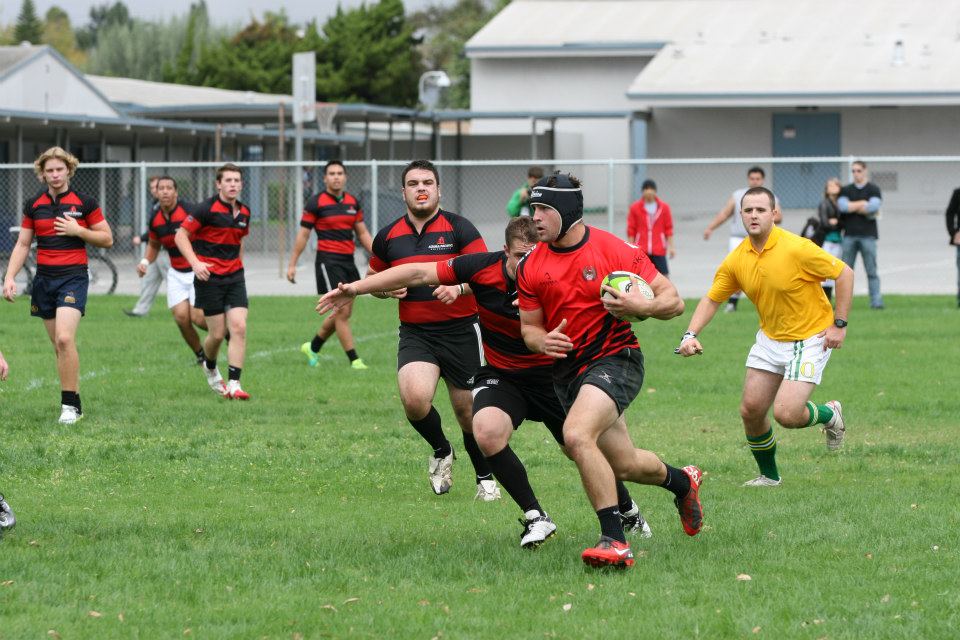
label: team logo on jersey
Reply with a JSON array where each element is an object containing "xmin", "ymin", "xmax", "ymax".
[
  {"xmin": 541, "ymin": 271, "xmax": 557, "ymax": 287},
  {"xmin": 347, "ymin": 207, "xmax": 357, "ymax": 214},
  {"xmin": 429, "ymin": 235, "xmax": 454, "ymax": 251},
  {"xmin": 64, "ymin": 206, "xmax": 82, "ymax": 218},
  {"xmin": 582, "ymin": 266, "xmax": 597, "ymax": 281}
]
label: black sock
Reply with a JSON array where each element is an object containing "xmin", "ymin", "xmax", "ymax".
[
  {"xmin": 486, "ymin": 446, "xmax": 541, "ymax": 514},
  {"xmin": 615, "ymin": 481, "xmax": 634, "ymax": 514},
  {"xmin": 597, "ymin": 506, "xmax": 625, "ymax": 543},
  {"xmin": 310, "ymin": 335, "xmax": 326, "ymax": 353},
  {"xmin": 194, "ymin": 347, "xmax": 205, "ymax": 360},
  {"xmin": 61, "ymin": 390, "xmax": 81, "ymax": 413},
  {"xmin": 345, "ymin": 348, "xmax": 358, "ymax": 362},
  {"xmin": 660, "ymin": 464, "xmax": 692, "ymax": 500},
  {"xmin": 205, "ymin": 357, "xmax": 217, "ymax": 371},
  {"xmin": 409, "ymin": 407, "xmax": 450, "ymax": 455},
  {"xmin": 228, "ymin": 366, "xmax": 241, "ymax": 381},
  {"xmin": 462, "ymin": 432, "xmax": 493, "ymax": 482},
  {"xmin": 728, "ymin": 296, "xmax": 739, "ymax": 308}
]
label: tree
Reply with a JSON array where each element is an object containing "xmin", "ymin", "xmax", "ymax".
[
  {"xmin": 410, "ymin": 0, "xmax": 509, "ymax": 108},
  {"xmin": 315, "ymin": 0, "xmax": 424, "ymax": 106},
  {"xmin": 76, "ymin": 1, "xmax": 132, "ymax": 50},
  {"xmin": 42, "ymin": 6, "xmax": 85, "ymax": 66},
  {"xmin": 14, "ymin": 0, "xmax": 44, "ymax": 44}
]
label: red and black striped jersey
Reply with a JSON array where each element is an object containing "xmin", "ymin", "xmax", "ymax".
[
  {"xmin": 436, "ymin": 250, "xmax": 554, "ymax": 371},
  {"xmin": 148, "ymin": 201, "xmax": 192, "ymax": 272},
  {"xmin": 517, "ymin": 227, "xmax": 659, "ymax": 382},
  {"xmin": 370, "ymin": 209, "xmax": 487, "ymax": 327},
  {"xmin": 300, "ymin": 191, "xmax": 363, "ymax": 261},
  {"xmin": 180, "ymin": 195, "xmax": 250, "ymax": 283},
  {"xmin": 21, "ymin": 188, "xmax": 105, "ymax": 276}
]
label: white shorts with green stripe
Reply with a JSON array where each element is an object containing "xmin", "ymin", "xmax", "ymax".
[{"xmin": 745, "ymin": 329, "xmax": 832, "ymax": 384}]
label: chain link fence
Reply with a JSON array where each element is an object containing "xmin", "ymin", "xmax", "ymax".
[{"xmin": 2, "ymin": 157, "xmax": 957, "ymax": 297}]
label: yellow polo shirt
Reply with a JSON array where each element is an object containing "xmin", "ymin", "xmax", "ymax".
[{"xmin": 707, "ymin": 227, "xmax": 845, "ymax": 341}]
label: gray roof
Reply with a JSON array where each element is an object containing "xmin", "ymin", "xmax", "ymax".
[
  {"xmin": 0, "ymin": 44, "xmax": 37, "ymax": 76},
  {"xmin": 467, "ymin": 0, "xmax": 960, "ymax": 106}
]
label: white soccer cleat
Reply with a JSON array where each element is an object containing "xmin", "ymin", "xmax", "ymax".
[
  {"xmin": 519, "ymin": 510, "xmax": 556, "ymax": 548},
  {"xmin": 58, "ymin": 404, "xmax": 82, "ymax": 425},
  {"xmin": 428, "ymin": 451, "xmax": 454, "ymax": 495},
  {"xmin": 204, "ymin": 366, "xmax": 226, "ymax": 396},
  {"xmin": 823, "ymin": 400, "xmax": 845, "ymax": 450},
  {"xmin": 224, "ymin": 380, "xmax": 251, "ymax": 400},
  {"xmin": 742, "ymin": 475, "xmax": 782, "ymax": 487},
  {"xmin": 620, "ymin": 501, "xmax": 653, "ymax": 538},
  {"xmin": 474, "ymin": 478, "xmax": 502, "ymax": 502}
]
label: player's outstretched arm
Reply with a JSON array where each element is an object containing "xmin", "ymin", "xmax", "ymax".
[
  {"xmin": 286, "ymin": 227, "xmax": 312, "ymax": 283},
  {"xmin": 317, "ymin": 262, "xmax": 436, "ymax": 313},
  {"xmin": 137, "ymin": 239, "xmax": 161, "ymax": 276},
  {"xmin": 676, "ymin": 296, "xmax": 722, "ymax": 356}
]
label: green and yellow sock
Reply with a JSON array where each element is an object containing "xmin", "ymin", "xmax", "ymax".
[
  {"xmin": 747, "ymin": 428, "xmax": 780, "ymax": 481},
  {"xmin": 804, "ymin": 401, "xmax": 835, "ymax": 427}
]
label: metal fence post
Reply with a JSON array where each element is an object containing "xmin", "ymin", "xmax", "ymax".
[
  {"xmin": 607, "ymin": 160, "xmax": 615, "ymax": 232},
  {"xmin": 371, "ymin": 160, "xmax": 379, "ymax": 234},
  {"xmin": 138, "ymin": 162, "xmax": 148, "ymax": 259}
]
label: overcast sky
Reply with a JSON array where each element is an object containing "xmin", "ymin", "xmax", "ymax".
[{"xmin": 11, "ymin": 0, "xmax": 445, "ymax": 27}]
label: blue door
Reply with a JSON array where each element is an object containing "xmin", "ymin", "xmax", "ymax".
[{"xmin": 771, "ymin": 113, "xmax": 840, "ymax": 208}]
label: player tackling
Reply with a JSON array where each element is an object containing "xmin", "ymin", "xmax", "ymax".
[
  {"xmin": 676, "ymin": 186, "xmax": 853, "ymax": 486},
  {"xmin": 517, "ymin": 172, "xmax": 703, "ymax": 568}
]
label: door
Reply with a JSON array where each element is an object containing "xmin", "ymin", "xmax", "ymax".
[{"xmin": 772, "ymin": 113, "xmax": 840, "ymax": 208}]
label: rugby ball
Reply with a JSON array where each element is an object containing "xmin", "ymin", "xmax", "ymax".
[{"xmin": 600, "ymin": 271, "xmax": 654, "ymax": 322}]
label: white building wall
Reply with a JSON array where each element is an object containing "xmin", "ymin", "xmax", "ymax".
[{"xmin": 0, "ymin": 54, "xmax": 118, "ymax": 118}]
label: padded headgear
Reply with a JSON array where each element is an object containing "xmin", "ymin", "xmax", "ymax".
[{"xmin": 528, "ymin": 173, "xmax": 584, "ymax": 241}]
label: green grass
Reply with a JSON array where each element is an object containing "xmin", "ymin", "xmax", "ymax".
[{"xmin": 1, "ymin": 294, "xmax": 958, "ymax": 639}]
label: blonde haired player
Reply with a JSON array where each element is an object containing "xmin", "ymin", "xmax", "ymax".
[
  {"xmin": 677, "ymin": 186, "xmax": 853, "ymax": 486},
  {"xmin": 3, "ymin": 147, "xmax": 114, "ymax": 424}
]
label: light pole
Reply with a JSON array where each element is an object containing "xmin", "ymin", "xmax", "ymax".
[{"xmin": 418, "ymin": 70, "xmax": 451, "ymax": 160}]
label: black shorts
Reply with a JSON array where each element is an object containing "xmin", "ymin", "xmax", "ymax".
[
  {"xmin": 648, "ymin": 254, "xmax": 669, "ymax": 275},
  {"xmin": 397, "ymin": 321, "xmax": 483, "ymax": 390},
  {"xmin": 194, "ymin": 278, "xmax": 248, "ymax": 315},
  {"xmin": 473, "ymin": 365, "xmax": 565, "ymax": 446},
  {"xmin": 554, "ymin": 348, "xmax": 645, "ymax": 416},
  {"xmin": 316, "ymin": 259, "xmax": 360, "ymax": 295},
  {"xmin": 31, "ymin": 272, "xmax": 88, "ymax": 319}
]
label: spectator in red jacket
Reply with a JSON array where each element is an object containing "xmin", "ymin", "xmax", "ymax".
[{"xmin": 627, "ymin": 179, "xmax": 675, "ymax": 275}]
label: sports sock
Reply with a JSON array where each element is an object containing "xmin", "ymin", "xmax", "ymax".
[
  {"xmin": 409, "ymin": 407, "xmax": 450, "ymax": 456},
  {"xmin": 747, "ymin": 428, "xmax": 780, "ymax": 481},
  {"xmin": 486, "ymin": 446, "xmax": 541, "ymax": 514},
  {"xmin": 728, "ymin": 296, "xmax": 739, "ymax": 308},
  {"xmin": 205, "ymin": 356, "xmax": 217, "ymax": 371},
  {"xmin": 462, "ymin": 432, "xmax": 494, "ymax": 483},
  {"xmin": 228, "ymin": 366, "xmax": 242, "ymax": 382},
  {"xmin": 804, "ymin": 401, "xmax": 835, "ymax": 427},
  {"xmin": 345, "ymin": 348, "xmax": 359, "ymax": 362},
  {"xmin": 194, "ymin": 347, "xmax": 205, "ymax": 360},
  {"xmin": 615, "ymin": 481, "xmax": 634, "ymax": 514},
  {"xmin": 61, "ymin": 390, "xmax": 81, "ymax": 412},
  {"xmin": 660, "ymin": 464, "xmax": 692, "ymax": 499},
  {"xmin": 596, "ymin": 506, "xmax": 626, "ymax": 543},
  {"xmin": 310, "ymin": 335, "xmax": 326, "ymax": 353}
]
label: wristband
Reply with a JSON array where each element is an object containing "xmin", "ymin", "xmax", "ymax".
[
  {"xmin": 139, "ymin": 258, "xmax": 150, "ymax": 267},
  {"xmin": 458, "ymin": 283, "xmax": 465, "ymax": 295}
]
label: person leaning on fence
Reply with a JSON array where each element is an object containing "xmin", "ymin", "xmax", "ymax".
[
  {"xmin": 946, "ymin": 186, "xmax": 960, "ymax": 308},
  {"xmin": 124, "ymin": 175, "xmax": 166, "ymax": 317},
  {"xmin": 506, "ymin": 166, "xmax": 545, "ymax": 217},
  {"xmin": 838, "ymin": 160, "xmax": 884, "ymax": 310},
  {"xmin": 627, "ymin": 179, "xmax": 675, "ymax": 275},
  {"xmin": 2, "ymin": 146, "xmax": 114, "ymax": 425},
  {"xmin": 816, "ymin": 178, "xmax": 845, "ymax": 301}
]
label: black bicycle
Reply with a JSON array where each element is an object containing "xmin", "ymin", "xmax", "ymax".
[{"xmin": 6, "ymin": 227, "xmax": 118, "ymax": 295}]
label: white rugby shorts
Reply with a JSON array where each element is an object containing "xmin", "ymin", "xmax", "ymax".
[
  {"xmin": 745, "ymin": 329, "xmax": 832, "ymax": 384},
  {"xmin": 166, "ymin": 268, "xmax": 196, "ymax": 308}
]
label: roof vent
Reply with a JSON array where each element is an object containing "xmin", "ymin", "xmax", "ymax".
[{"xmin": 892, "ymin": 39, "xmax": 905, "ymax": 66}]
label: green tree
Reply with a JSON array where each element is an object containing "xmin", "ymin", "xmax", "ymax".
[
  {"xmin": 316, "ymin": 0, "xmax": 424, "ymax": 106},
  {"xmin": 410, "ymin": 0, "xmax": 509, "ymax": 108},
  {"xmin": 14, "ymin": 0, "xmax": 44, "ymax": 44},
  {"xmin": 42, "ymin": 6, "xmax": 85, "ymax": 66},
  {"xmin": 76, "ymin": 1, "xmax": 131, "ymax": 50}
]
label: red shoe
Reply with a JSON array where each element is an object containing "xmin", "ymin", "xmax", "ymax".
[
  {"xmin": 581, "ymin": 536, "xmax": 634, "ymax": 568},
  {"xmin": 675, "ymin": 465, "xmax": 704, "ymax": 536},
  {"xmin": 225, "ymin": 381, "xmax": 251, "ymax": 400}
]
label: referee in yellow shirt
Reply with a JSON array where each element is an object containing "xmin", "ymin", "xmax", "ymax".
[{"xmin": 677, "ymin": 186, "xmax": 854, "ymax": 486}]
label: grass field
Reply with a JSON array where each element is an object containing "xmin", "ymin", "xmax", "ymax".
[{"xmin": 0, "ymin": 294, "xmax": 958, "ymax": 639}]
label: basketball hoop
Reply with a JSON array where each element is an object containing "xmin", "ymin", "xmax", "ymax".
[{"xmin": 315, "ymin": 102, "xmax": 338, "ymax": 134}]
